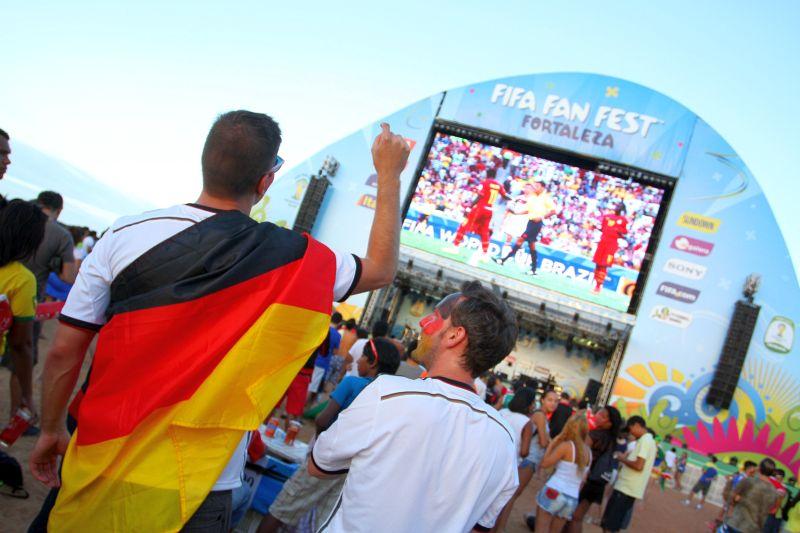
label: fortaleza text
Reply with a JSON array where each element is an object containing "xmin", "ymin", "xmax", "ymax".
[{"xmin": 521, "ymin": 115, "xmax": 614, "ymax": 148}]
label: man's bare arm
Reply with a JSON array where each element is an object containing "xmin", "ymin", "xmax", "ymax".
[
  {"xmin": 39, "ymin": 324, "xmax": 94, "ymax": 432},
  {"xmin": 352, "ymin": 123, "xmax": 409, "ymax": 294},
  {"xmin": 29, "ymin": 324, "xmax": 95, "ymax": 486}
]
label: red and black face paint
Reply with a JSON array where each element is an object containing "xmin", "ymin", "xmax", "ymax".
[{"xmin": 419, "ymin": 292, "xmax": 464, "ymax": 336}]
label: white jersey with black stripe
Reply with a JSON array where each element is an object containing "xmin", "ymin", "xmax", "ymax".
[{"xmin": 312, "ymin": 374, "xmax": 519, "ymax": 532}]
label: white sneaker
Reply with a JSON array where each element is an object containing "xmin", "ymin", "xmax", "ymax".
[
  {"xmin": 683, "ymin": 499, "xmax": 690, "ymax": 506},
  {"xmin": 696, "ymin": 504, "xmax": 702, "ymax": 510}
]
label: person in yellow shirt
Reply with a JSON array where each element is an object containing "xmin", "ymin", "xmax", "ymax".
[
  {"xmin": 0, "ymin": 199, "xmax": 47, "ymax": 422},
  {"xmin": 495, "ymin": 180, "xmax": 556, "ymax": 275}
]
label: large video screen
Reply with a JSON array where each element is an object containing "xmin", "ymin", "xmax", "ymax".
[{"xmin": 401, "ymin": 131, "xmax": 668, "ymax": 313}]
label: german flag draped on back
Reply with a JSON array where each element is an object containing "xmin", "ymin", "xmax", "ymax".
[{"xmin": 50, "ymin": 210, "xmax": 336, "ymax": 531}]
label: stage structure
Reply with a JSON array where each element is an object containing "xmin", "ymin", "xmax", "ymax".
[{"xmin": 252, "ymin": 73, "xmax": 800, "ymax": 478}]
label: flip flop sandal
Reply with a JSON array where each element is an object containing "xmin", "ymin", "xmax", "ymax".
[{"xmin": 0, "ymin": 484, "xmax": 29, "ymax": 499}]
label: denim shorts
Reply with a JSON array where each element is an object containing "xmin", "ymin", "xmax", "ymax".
[
  {"xmin": 520, "ymin": 458, "xmax": 537, "ymax": 471},
  {"xmin": 536, "ymin": 485, "xmax": 579, "ymax": 520}
]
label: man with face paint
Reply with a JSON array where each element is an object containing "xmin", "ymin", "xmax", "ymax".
[{"xmin": 309, "ymin": 280, "xmax": 520, "ymax": 532}]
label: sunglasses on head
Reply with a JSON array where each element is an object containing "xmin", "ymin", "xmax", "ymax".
[
  {"xmin": 419, "ymin": 292, "xmax": 464, "ymax": 335},
  {"xmin": 270, "ymin": 155, "xmax": 284, "ymax": 174}
]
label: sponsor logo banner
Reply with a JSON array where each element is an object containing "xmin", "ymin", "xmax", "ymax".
[
  {"xmin": 764, "ymin": 316, "xmax": 795, "ymax": 354},
  {"xmin": 664, "ymin": 258, "xmax": 707, "ymax": 280},
  {"xmin": 677, "ymin": 212, "xmax": 721, "ymax": 234},
  {"xmin": 670, "ymin": 235, "xmax": 714, "ymax": 257},
  {"xmin": 657, "ymin": 281, "xmax": 700, "ymax": 304},
  {"xmin": 650, "ymin": 305, "xmax": 692, "ymax": 328}
]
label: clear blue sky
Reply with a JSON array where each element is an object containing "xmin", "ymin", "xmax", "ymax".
[{"xmin": 2, "ymin": 1, "xmax": 799, "ymax": 265}]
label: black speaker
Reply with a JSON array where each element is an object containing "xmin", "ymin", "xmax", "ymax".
[
  {"xmin": 706, "ymin": 300, "xmax": 760, "ymax": 410},
  {"xmin": 583, "ymin": 378, "xmax": 602, "ymax": 406},
  {"xmin": 292, "ymin": 176, "xmax": 330, "ymax": 234}
]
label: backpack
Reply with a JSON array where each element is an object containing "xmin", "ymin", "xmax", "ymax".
[{"xmin": 588, "ymin": 446, "xmax": 618, "ymax": 483}]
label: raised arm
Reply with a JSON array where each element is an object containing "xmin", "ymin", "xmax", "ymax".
[{"xmin": 352, "ymin": 123, "xmax": 410, "ymax": 294}]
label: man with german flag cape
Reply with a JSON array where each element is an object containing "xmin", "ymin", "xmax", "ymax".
[{"xmin": 28, "ymin": 111, "xmax": 410, "ymax": 531}]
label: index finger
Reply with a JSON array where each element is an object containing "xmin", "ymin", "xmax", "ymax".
[{"xmin": 380, "ymin": 122, "xmax": 391, "ymax": 137}]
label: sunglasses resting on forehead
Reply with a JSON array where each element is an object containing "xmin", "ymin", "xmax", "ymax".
[{"xmin": 419, "ymin": 292, "xmax": 464, "ymax": 335}]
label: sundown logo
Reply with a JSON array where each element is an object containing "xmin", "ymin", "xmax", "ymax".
[{"xmin": 677, "ymin": 212, "xmax": 721, "ymax": 234}]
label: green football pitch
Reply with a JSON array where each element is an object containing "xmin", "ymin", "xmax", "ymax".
[{"xmin": 401, "ymin": 231, "xmax": 631, "ymax": 313}]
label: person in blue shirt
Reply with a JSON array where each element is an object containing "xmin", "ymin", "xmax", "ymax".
[
  {"xmin": 684, "ymin": 455, "xmax": 719, "ymax": 510},
  {"xmin": 258, "ymin": 338, "xmax": 400, "ymax": 533},
  {"xmin": 307, "ymin": 313, "xmax": 343, "ymax": 406}
]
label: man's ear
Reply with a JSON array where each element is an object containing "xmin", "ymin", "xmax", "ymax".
[
  {"xmin": 257, "ymin": 172, "xmax": 275, "ymax": 197},
  {"xmin": 442, "ymin": 325, "xmax": 467, "ymax": 350}
]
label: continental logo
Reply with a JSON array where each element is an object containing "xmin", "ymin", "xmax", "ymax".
[
  {"xmin": 670, "ymin": 235, "xmax": 714, "ymax": 257},
  {"xmin": 677, "ymin": 212, "xmax": 721, "ymax": 234}
]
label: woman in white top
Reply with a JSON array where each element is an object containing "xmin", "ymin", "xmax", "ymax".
[
  {"xmin": 534, "ymin": 411, "xmax": 591, "ymax": 533},
  {"xmin": 493, "ymin": 387, "xmax": 558, "ymax": 531}
]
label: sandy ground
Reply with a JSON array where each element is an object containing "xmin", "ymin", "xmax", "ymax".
[{"xmin": 2, "ymin": 320, "xmax": 721, "ymax": 532}]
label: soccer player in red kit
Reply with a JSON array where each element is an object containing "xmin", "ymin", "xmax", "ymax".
[
  {"xmin": 447, "ymin": 168, "xmax": 508, "ymax": 257},
  {"xmin": 591, "ymin": 203, "xmax": 628, "ymax": 294}
]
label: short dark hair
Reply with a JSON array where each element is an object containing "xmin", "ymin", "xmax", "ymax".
[
  {"xmin": 37, "ymin": 190, "xmax": 64, "ymax": 211},
  {"xmin": 0, "ymin": 128, "xmax": 8, "ymax": 140},
  {"xmin": 710, "ymin": 455, "xmax": 718, "ymax": 463},
  {"xmin": 0, "ymin": 200, "xmax": 47, "ymax": 267},
  {"xmin": 450, "ymin": 281, "xmax": 518, "ymax": 377},
  {"xmin": 508, "ymin": 387, "xmax": 536, "ymax": 415},
  {"xmin": 331, "ymin": 312, "xmax": 343, "ymax": 325},
  {"xmin": 371, "ymin": 320, "xmax": 389, "ymax": 338},
  {"xmin": 355, "ymin": 327, "xmax": 368, "ymax": 339},
  {"xmin": 363, "ymin": 338, "xmax": 401, "ymax": 375},
  {"xmin": 760, "ymin": 458, "xmax": 776, "ymax": 477},
  {"xmin": 344, "ymin": 318, "xmax": 357, "ymax": 330},
  {"xmin": 626, "ymin": 415, "xmax": 646, "ymax": 429},
  {"xmin": 743, "ymin": 460, "xmax": 757, "ymax": 470},
  {"xmin": 776, "ymin": 469, "xmax": 785, "ymax": 478},
  {"xmin": 201, "ymin": 110, "xmax": 281, "ymax": 198},
  {"xmin": 560, "ymin": 391, "xmax": 570, "ymax": 400}
]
